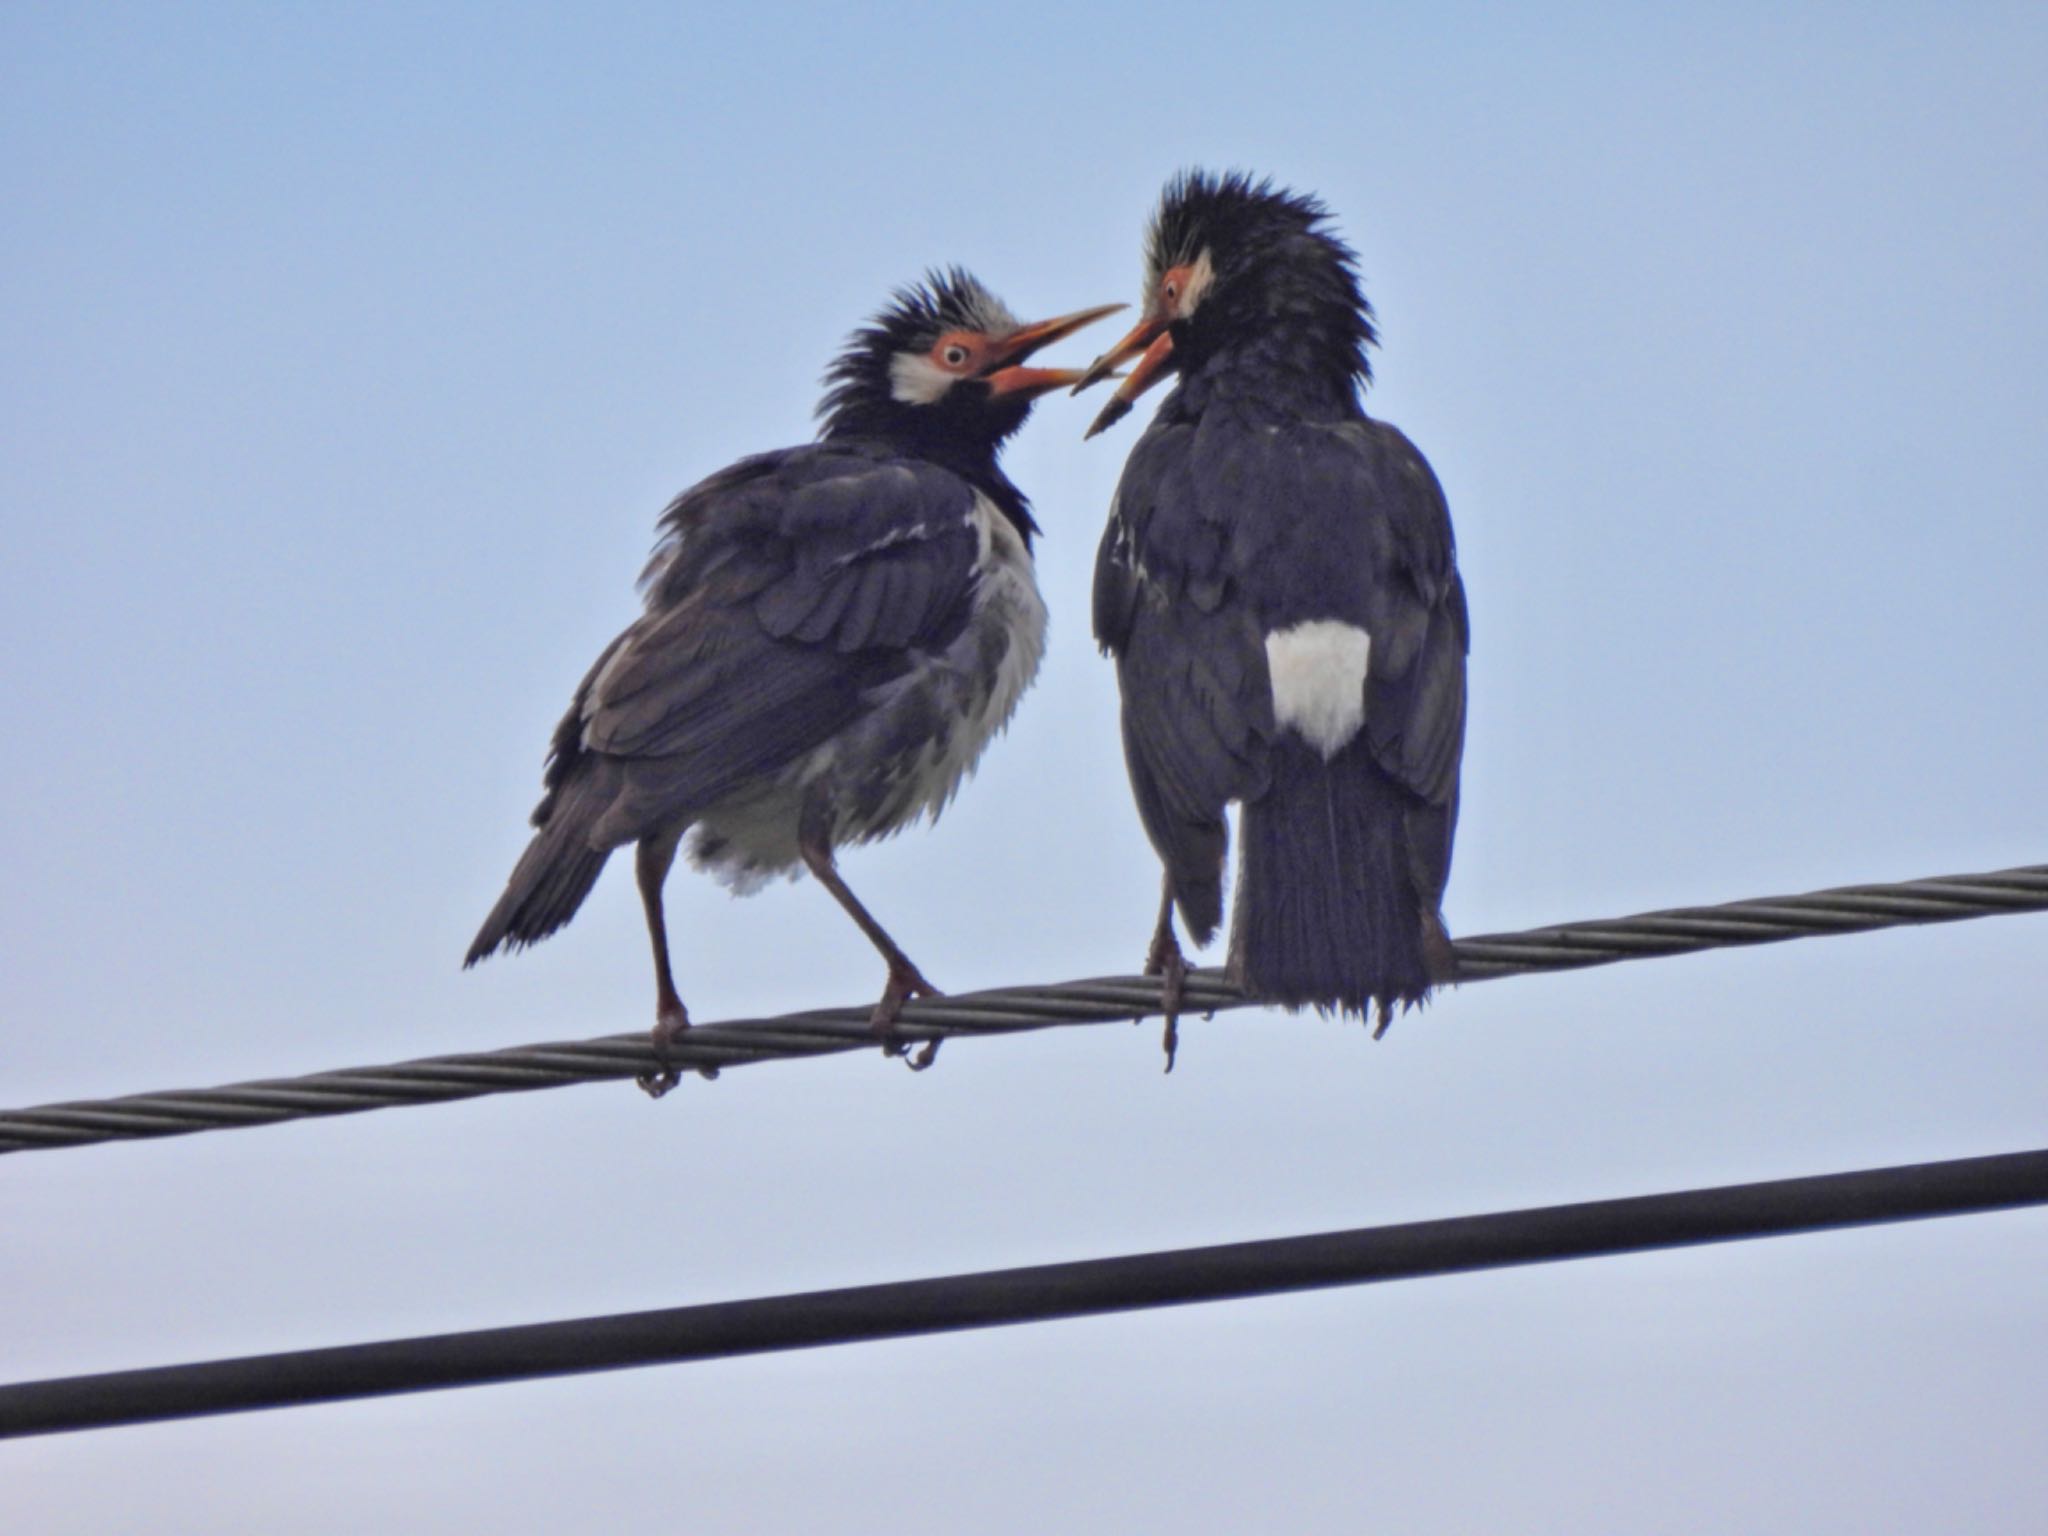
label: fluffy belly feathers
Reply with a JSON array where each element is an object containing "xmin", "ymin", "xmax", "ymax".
[{"xmin": 689, "ymin": 494, "xmax": 1046, "ymax": 890}]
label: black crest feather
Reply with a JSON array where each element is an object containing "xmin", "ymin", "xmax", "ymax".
[
  {"xmin": 1149, "ymin": 168, "xmax": 1377, "ymax": 389},
  {"xmin": 816, "ymin": 267, "xmax": 1019, "ymax": 435}
]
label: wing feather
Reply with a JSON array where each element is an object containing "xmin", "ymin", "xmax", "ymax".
[{"xmin": 538, "ymin": 445, "xmax": 984, "ymax": 848}]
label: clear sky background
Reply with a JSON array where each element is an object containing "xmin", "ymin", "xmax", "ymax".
[{"xmin": 4, "ymin": 3, "xmax": 2046, "ymax": 1529}]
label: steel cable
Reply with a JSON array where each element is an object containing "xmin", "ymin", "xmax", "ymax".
[
  {"xmin": 3, "ymin": 1145, "xmax": 2044, "ymax": 1437},
  {"xmin": 3, "ymin": 861, "xmax": 2042, "ymax": 1156}
]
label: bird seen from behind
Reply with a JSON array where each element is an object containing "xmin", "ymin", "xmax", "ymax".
[
  {"xmin": 1075, "ymin": 171, "xmax": 1468, "ymax": 1062},
  {"xmin": 467, "ymin": 272, "xmax": 1121, "ymax": 1091}
]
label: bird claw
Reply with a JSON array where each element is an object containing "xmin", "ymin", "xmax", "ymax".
[
  {"xmin": 870, "ymin": 962, "xmax": 944, "ymax": 1068},
  {"xmin": 1372, "ymin": 999, "xmax": 1394, "ymax": 1040},
  {"xmin": 1144, "ymin": 937, "xmax": 1189, "ymax": 1073},
  {"xmin": 638, "ymin": 1001, "xmax": 704, "ymax": 1098}
]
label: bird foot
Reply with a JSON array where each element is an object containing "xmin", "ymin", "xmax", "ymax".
[
  {"xmin": 638, "ymin": 1000, "xmax": 704, "ymax": 1099},
  {"xmin": 1144, "ymin": 936, "xmax": 1190, "ymax": 1073},
  {"xmin": 871, "ymin": 961, "xmax": 944, "ymax": 1070}
]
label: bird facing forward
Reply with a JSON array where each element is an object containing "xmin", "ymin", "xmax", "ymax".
[
  {"xmin": 467, "ymin": 272, "xmax": 1120, "ymax": 1089},
  {"xmin": 1075, "ymin": 172, "xmax": 1468, "ymax": 1058}
]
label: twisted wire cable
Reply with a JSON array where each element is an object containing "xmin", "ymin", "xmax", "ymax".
[{"xmin": 3, "ymin": 861, "xmax": 2043, "ymax": 1157}]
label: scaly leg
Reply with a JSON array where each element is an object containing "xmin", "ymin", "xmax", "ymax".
[
  {"xmin": 635, "ymin": 828, "xmax": 692, "ymax": 1098},
  {"xmin": 1144, "ymin": 875, "xmax": 1190, "ymax": 1072},
  {"xmin": 799, "ymin": 799, "xmax": 942, "ymax": 1066}
]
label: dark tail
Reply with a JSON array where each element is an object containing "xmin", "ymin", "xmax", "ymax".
[
  {"xmin": 464, "ymin": 780, "xmax": 616, "ymax": 967},
  {"xmin": 1172, "ymin": 856, "xmax": 1226, "ymax": 948},
  {"xmin": 1228, "ymin": 740, "xmax": 1451, "ymax": 1025}
]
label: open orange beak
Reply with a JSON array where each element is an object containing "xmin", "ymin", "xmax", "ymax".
[
  {"xmin": 1071, "ymin": 312, "xmax": 1175, "ymax": 439},
  {"xmin": 980, "ymin": 301, "xmax": 1127, "ymax": 401}
]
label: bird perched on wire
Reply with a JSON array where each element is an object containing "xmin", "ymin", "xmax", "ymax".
[
  {"xmin": 1074, "ymin": 171, "xmax": 1468, "ymax": 1064},
  {"xmin": 467, "ymin": 271, "xmax": 1121, "ymax": 1091}
]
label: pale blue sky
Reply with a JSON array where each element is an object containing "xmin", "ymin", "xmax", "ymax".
[{"xmin": 4, "ymin": 4, "xmax": 2046, "ymax": 1530}]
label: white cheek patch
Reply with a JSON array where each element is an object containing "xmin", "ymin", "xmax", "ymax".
[
  {"xmin": 1178, "ymin": 247, "xmax": 1216, "ymax": 318},
  {"xmin": 1265, "ymin": 619, "xmax": 1371, "ymax": 760},
  {"xmin": 888, "ymin": 352, "xmax": 957, "ymax": 405}
]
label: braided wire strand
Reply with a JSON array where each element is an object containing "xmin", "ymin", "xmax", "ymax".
[{"xmin": 3, "ymin": 862, "xmax": 2042, "ymax": 1156}]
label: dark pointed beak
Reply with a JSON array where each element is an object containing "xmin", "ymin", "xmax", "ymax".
[
  {"xmin": 1071, "ymin": 309, "xmax": 1179, "ymax": 438},
  {"xmin": 1070, "ymin": 310, "xmax": 1165, "ymax": 395},
  {"xmin": 1076, "ymin": 317, "xmax": 1175, "ymax": 439},
  {"xmin": 978, "ymin": 301, "xmax": 1126, "ymax": 402}
]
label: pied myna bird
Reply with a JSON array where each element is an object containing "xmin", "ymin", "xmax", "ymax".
[
  {"xmin": 467, "ymin": 271, "xmax": 1120, "ymax": 1089},
  {"xmin": 1075, "ymin": 171, "xmax": 1468, "ymax": 1061}
]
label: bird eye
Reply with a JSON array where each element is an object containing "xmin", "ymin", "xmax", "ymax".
[
  {"xmin": 1164, "ymin": 279, "xmax": 1180, "ymax": 301},
  {"xmin": 941, "ymin": 343, "xmax": 970, "ymax": 368}
]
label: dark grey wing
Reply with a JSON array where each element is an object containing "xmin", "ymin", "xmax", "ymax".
[
  {"xmin": 534, "ymin": 446, "xmax": 983, "ymax": 848},
  {"xmin": 1095, "ymin": 422, "xmax": 1275, "ymax": 941},
  {"xmin": 1196, "ymin": 417, "xmax": 1465, "ymax": 811},
  {"xmin": 1343, "ymin": 421, "xmax": 1466, "ymax": 912},
  {"xmin": 1227, "ymin": 418, "xmax": 1464, "ymax": 917},
  {"xmin": 1332, "ymin": 421, "xmax": 1467, "ymax": 812}
]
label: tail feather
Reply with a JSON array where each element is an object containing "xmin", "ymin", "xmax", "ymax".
[
  {"xmin": 1227, "ymin": 740, "xmax": 1447, "ymax": 1022},
  {"xmin": 464, "ymin": 778, "xmax": 618, "ymax": 966},
  {"xmin": 1172, "ymin": 860, "xmax": 1225, "ymax": 948}
]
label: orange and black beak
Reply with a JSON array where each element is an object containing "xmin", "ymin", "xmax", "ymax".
[
  {"xmin": 1071, "ymin": 311, "xmax": 1175, "ymax": 439},
  {"xmin": 980, "ymin": 302, "xmax": 1127, "ymax": 401}
]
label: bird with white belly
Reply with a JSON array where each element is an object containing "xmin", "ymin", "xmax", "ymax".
[{"xmin": 467, "ymin": 272, "xmax": 1121, "ymax": 1090}]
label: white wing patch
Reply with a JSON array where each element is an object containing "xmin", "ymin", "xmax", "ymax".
[{"xmin": 1265, "ymin": 619, "xmax": 1371, "ymax": 760}]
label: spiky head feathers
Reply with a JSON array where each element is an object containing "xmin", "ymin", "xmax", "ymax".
[
  {"xmin": 1143, "ymin": 169, "xmax": 1377, "ymax": 386},
  {"xmin": 817, "ymin": 268, "xmax": 1034, "ymax": 443}
]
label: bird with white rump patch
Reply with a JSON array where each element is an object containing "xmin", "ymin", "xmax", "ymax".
[{"xmin": 1075, "ymin": 171, "xmax": 1469, "ymax": 1062}]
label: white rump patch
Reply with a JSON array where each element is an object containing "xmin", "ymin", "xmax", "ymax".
[
  {"xmin": 1265, "ymin": 619, "xmax": 1371, "ymax": 760},
  {"xmin": 888, "ymin": 351, "xmax": 957, "ymax": 405}
]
